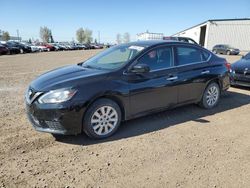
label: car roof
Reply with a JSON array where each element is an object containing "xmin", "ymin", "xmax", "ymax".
[{"xmin": 125, "ymin": 40, "xmax": 189, "ymax": 47}]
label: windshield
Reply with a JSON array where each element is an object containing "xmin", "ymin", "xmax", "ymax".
[{"xmin": 82, "ymin": 44, "xmax": 145, "ymax": 70}]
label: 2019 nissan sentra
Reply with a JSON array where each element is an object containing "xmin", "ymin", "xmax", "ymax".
[
  {"xmin": 25, "ymin": 41, "xmax": 231, "ymax": 139},
  {"xmin": 231, "ymin": 52, "xmax": 250, "ymax": 87}
]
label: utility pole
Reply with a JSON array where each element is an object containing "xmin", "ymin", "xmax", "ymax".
[{"xmin": 16, "ymin": 29, "xmax": 20, "ymax": 41}]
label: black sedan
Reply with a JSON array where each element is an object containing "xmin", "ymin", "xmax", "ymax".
[
  {"xmin": 25, "ymin": 41, "xmax": 230, "ymax": 139},
  {"xmin": 231, "ymin": 52, "xmax": 250, "ymax": 87},
  {"xmin": 212, "ymin": 44, "xmax": 240, "ymax": 55},
  {"xmin": 1, "ymin": 43, "xmax": 20, "ymax": 55},
  {"xmin": 5, "ymin": 41, "xmax": 31, "ymax": 54}
]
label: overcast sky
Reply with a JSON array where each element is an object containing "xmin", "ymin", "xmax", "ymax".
[{"xmin": 1, "ymin": 0, "xmax": 249, "ymax": 43}]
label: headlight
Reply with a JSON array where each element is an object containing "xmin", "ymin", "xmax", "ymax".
[{"xmin": 38, "ymin": 88, "xmax": 77, "ymax": 104}]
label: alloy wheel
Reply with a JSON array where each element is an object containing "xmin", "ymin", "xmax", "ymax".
[
  {"xmin": 206, "ymin": 86, "xmax": 219, "ymax": 106},
  {"xmin": 91, "ymin": 106, "xmax": 118, "ymax": 136}
]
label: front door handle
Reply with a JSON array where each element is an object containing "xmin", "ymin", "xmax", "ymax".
[
  {"xmin": 166, "ymin": 76, "xmax": 178, "ymax": 81},
  {"xmin": 201, "ymin": 70, "xmax": 210, "ymax": 74}
]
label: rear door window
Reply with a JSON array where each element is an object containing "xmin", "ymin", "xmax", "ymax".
[{"xmin": 176, "ymin": 46, "xmax": 203, "ymax": 66}]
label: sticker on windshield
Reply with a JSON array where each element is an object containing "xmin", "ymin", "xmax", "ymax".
[{"xmin": 129, "ymin": 46, "xmax": 145, "ymax": 51}]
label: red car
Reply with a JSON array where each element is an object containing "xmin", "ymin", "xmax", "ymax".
[
  {"xmin": 41, "ymin": 43, "xmax": 56, "ymax": 51},
  {"xmin": 0, "ymin": 44, "xmax": 9, "ymax": 55}
]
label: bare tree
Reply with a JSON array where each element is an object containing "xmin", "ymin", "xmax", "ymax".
[
  {"xmin": 116, "ymin": 33, "xmax": 122, "ymax": 44},
  {"xmin": 40, "ymin": 26, "xmax": 51, "ymax": 43},
  {"xmin": 76, "ymin": 27, "xmax": 85, "ymax": 43},
  {"xmin": 76, "ymin": 28, "xmax": 93, "ymax": 44},
  {"xmin": 123, "ymin": 32, "xmax": 130, "ymax": 43},
  {"xmin": 84, "ymin": 28, "xmax": 93, "ymax": 44},
  {"xmin": 2, "ymin": 31, "xmax": 10, "ymax": 41}
]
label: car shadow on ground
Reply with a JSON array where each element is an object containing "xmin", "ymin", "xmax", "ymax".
[{"xmin": 55, "ymin": 90, "xmax": 250, "ymax": 146}]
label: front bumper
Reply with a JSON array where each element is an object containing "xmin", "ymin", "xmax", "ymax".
[
  {"xmin": 230, "ymin": 73, "xmax": 250, "ymax": 87},
  {"xmin": 26, "ymin": 101, "xmax": 86, "ymax": 135}
]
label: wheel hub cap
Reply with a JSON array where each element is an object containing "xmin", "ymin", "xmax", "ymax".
[
  {"xmin": 206, "ymin": 86, "xmax": 219, "ymax": 106},
  {"xmin": 91, "ymin": 106, "xmax": 118, "ymax": 136}
]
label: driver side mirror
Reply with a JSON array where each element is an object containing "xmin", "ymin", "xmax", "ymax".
[{"xmin": 130, "ymin": 64, "xmax": 150, "ymax": 74}]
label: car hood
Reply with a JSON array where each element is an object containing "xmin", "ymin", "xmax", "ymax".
[
  {"xmin": 232, "ymin": 59, "xmax": 250, "ymax": 71},
  {"xmin": 30, "ymin": 65, "xmax": 109, "ymax": 91}
]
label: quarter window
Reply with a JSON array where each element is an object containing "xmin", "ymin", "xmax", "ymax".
[
  {"xmin": 201, "ymin": 50, "xmax": 210, "ymax": 61},
  {"xmin": 176, "ymin": 47, "xmax": 202, "ymax": 66},
  {"xmin": 138, "ymin": 47, "xmax": 173, "ymax": 71}
]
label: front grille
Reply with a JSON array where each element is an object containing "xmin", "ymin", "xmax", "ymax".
[{"xmin": 28, "ymin": 113, "xmax": 65, "ymax": 131}]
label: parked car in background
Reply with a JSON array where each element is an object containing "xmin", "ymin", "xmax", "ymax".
[
  {"xmin": 21, "ymin": 42, "xmax": 39, "ymax": 52},
  {"xmin": 163, "ymin": 36, "xmax": 198, "ymax": 45},
  {"xmin": 35, "ymin": 44, "xmax": 48, "ymax": 52},
  {"xmin": 26, "ymin": 40, "xmax": 231, "ymax": 139},
  {"xmin": 212, "ymin": 44, "xmax": 240, "ymax": 55},
  {"xmin": 41, "ymin": 43, "xmax": 56, "ymax": 51},
  {"xmin": 55, "ymin": 43, "xmax": 68, "ymax": 51},
  {"xmin": 49, "ymin": 43, "xmax": 61, "ymax": 51},
  {"xmin": 0, "ymin": 44, "xmax": 9, "ymax": 55},
  {"xmin": 83, "ymin": 43, "xmax": 92, "ymax": 50},
  {"xmin": 6, "ymin": 41, "xmax": 32, "ymax": 53},
  {"xmin": 231, "ymin": 52, "xmax": 250, "ymax": 87},
  {"xmin": 75, "ymin": 43, "xmax": 86, "ymax": 50},
  {"xmin": 90, "ymin": 43, "xmax": 104, "ymax": 49},
  {"xmin": 1, "ymin": 42, "xmax": 20, "ymax": 55}
]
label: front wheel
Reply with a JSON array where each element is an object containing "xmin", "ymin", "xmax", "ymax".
[
  {"xmin": 83, "ymin": 99, "xmax": 121, "ymax": 139},
  {"xmin": 226, "ymin": 51, "xmax": 231, "ymax": 55},
  {"xmin": 200, "ymin": 82, "xmax": 220, "ymax": 109}
]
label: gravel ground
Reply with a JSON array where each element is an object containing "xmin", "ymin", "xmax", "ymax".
[{"xmin": 0, "ymin": 50, "xmax": 249, "ymax": 188}]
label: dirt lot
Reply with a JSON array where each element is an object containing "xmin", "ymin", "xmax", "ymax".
[{"xmin": 0, "ymin": 50, "xmax": 249, "ymax": 188}]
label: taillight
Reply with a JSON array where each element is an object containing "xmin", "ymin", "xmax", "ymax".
[{"xmin": 224, "ymin": 61, "xmax": 231, "ymax": 71}]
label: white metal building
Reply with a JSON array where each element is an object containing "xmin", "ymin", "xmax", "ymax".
[
  {"xmin": 137, "ymin": 31, "xmax": 163, "ymax": 41},
  {"xmin": 172, "ymin": 18, "xmax": 250, "ymax": 51}
]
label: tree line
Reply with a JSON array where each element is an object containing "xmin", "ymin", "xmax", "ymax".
[{"xmin": 1, "ymin": 27, "xmax": 131, "ymax": 44}]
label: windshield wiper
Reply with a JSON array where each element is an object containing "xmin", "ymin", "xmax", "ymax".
[{"xmin": 82, "ymin": 64, "xmax": 94, "ymax": 69}]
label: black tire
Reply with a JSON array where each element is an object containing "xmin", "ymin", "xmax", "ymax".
[
  {"xmin": 83, "ymin": 98, "xmax": 121, "ymax": 139},
  {"xmin": 200, "ymin": 82, "xmax": 220, "ymax": 109}
]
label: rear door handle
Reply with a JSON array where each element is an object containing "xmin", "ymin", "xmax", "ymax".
[
  {"xmin": 201, "ymin": 70, "xmax": 210, "ymax": 74},
  {"xmin": 166, "ymin": 76, "xmax": 178, "ymax": 81}
]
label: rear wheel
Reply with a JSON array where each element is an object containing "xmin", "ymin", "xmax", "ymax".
[
  {"xmin": 200, "ymin": 82, "xmax": 220, "ymax": 109},
  {"xmin": 83, "ymin": 99, "xmax": 121, "ymax": 139}
]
